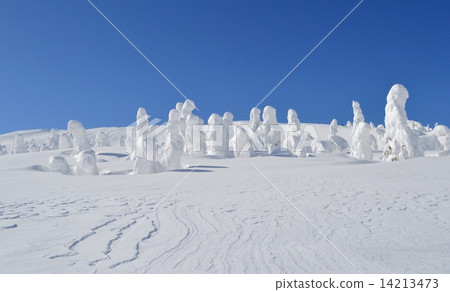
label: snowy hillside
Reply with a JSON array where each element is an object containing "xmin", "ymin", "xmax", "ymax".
[
  {"xmin": 1, "ymin": 84, "xmax": 450, "ymax": 273},
  {"xmin": 1, "ymin": 143, "xmax": 449, "ymax": 273}
]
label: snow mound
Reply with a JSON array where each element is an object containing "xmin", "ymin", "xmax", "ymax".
[
  {"xmin": 74, "ymin": 149, "xmax": 99, "ymax": 175},
  {"xmin": 48, "ymin": 155, "xmax": 72, "ymax": 175},
  {"xmin": 133, "ymin": 157, "xmax": 162, "ymax": 174}
]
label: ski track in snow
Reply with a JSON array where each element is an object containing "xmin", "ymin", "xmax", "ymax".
[{"xmin": 0, "ymin": 150, "xmax": 449, "ymax": 273}]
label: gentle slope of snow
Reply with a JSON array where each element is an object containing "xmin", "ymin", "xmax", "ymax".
[{"xmin": 0, "ymin": 144, "xmax": 449, "ymax": 273}]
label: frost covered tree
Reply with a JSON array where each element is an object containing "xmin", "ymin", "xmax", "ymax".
[
  {"xmin": 351, "ymin": 101, "xmax": 364, "ymax": 135},
  {"xmin": 328, "ymin": 119, "xmax": 349, "ymax": 152},
  {"xmin": 179, "ymin": 99, "xmax": 196, "ymax": 143},
  {"xmin": 284, "ymin": 109, "xmax": 301, "ymax": 154},
  {"xmin": 287, "ymin": 109, "xmax": 300, "ymax": 127},
  {"xmin": 0, "ymin": 144, "xmax": 7, "ymax": 155},
  {"xmin": 350, "ymin": 101, "xmax": 372, "ymax": 160},
  {"xmin": 261, "ymin": 106, "xmax": 280, "ymax": 154},
  {"xmin": 222, "ymin": 112, "xmax": 234, "ymax": 157},
  {"xmin": 68, "ymin": 120, "xmax": 91, "ymax": 155},
  {"xmin": 134, "ymin": 108, "xmax": 184, "ymax": 174},
  {"xmin": 160, "ymin": 110, "xmax": 184, "ymax": 170},
  {"xmin": 383, "ymin": 84, "xmax": 423, "ymax": 161},
  {"xmin": 13, "ymin": 133, "xmax": 27, "ymax": 154},
  {"xmin": 40, "ymin": 144, "xmax": 49, "ymax": 152},
  {"xmin": 205, "ymin": 113, "xmax": 226, "ymax": 157},
  {"xmin": 160, "ymin": 130, "xmax": 184, "ymax": 170},
  {"xmin": 59, "ymin": 133, "xmax": 73, "ymax": 149},
  {"xmin": 229, "ymin": 125, "xmax": 255, "ymax": 158},
  {"xmin": 431, "ymin": 125, "xmax": 450, "ymax": 151},
  {"xmin": 185, "ymin": 113, "xmax": 202, "ymax": 155},
  {"xmin": 183, "ymin": 107, "xmax": 204, "ymax": 155},
  {"xmin": 74, "ymin": 149, "xmax": 99, "ymax": 175},
  {"xmin": 28, "ymin": 139, "xmax": 40, "ymax": 152},
  {"xmin": 49, "ymin": 155, "xmax": 72, "ymax": 175},
  {"xmin": 135, "ymin": 107, "xmax": 150, "ymax": 159},
  {"xmin": 94, "ymin": 131, "xmax": 109, "ymax": 147},
  {"xmin": 351, "ymin": 123, "xmax": 373, "ymax": 160},
  {"xmin": 168, "ymin": 108, "xmax": 184, "ymax": 151},
  {"xmin": 181, "ymin": 100, "xmax": 196, "ymax": 118},
  {"xmin": 175, "ymin": 102, "xmax": 184, "ymax": 113},
  {"xmin": 329, "ymin": 119, "xmax": 338, "ymax": 138},
  {"xmin": 47, "ymin": 129, "xmax": 59, "ymax": 150},
  {"xmin": 262, "ymin": 106, "xmax": 278, "ymax": 125},
  {"xmin": 249, "ymin": 107, "xmax": 261, "ymax": 132},
  {"xmin": 374, "ymin": 125, "xmax": 385, "ymax": 150},
  {"xmin": 116, "ymin": 135, "xmax": 126, "ymax": 147}
]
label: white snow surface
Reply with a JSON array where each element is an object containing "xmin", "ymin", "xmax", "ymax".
[{"xmin": 0, "ymin": 125, "xmax": 449, "ymax": 273}]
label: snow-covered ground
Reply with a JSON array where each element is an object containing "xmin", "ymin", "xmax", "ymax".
[{"xmin": 1, "ymin": 126, "xmax": 449, "ymax": 273}]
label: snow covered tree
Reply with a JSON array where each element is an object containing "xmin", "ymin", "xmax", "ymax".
[
  {"xmin": 249, "ymin": 107, "xmax": 261, "ymax": 132},
  {"xmin": 175, "ymin": 102, "xmax": 184, "ymax": 113},
  {"xmin": 287, "ymin": 109, "xmax": 300, "ymax": 127},
  {"xmin": 179, "ymin": 99, "xmax": 196, "ymax": 143},
  {"xmin": 160, "ymin": 130, "xmax": 184, "ymax": 170},
  {"xmin": 261, "ymin": 106, "xmax": 280, "ymax": 154},
  {"xmin": 0, "ymin": 144, "xmax": 7, "ymax": 155},
  {"xmin": 116, "ymin": 135, "xmax": 126, "ymax": 147},
  {"xmin": 329, "ymin": 118, "xmax": 338, "ymax": 138},
  {"xmin": 47, "ymin": 129, "xmax": 59, "ymax": 150},
  {"xmin": 283, "ymin": 109, "xmax": 301, "ymax": 154},
  {"xmin": 229, "ymin": 125, "xmax": 255, "ymax": 158},
  {"xmin": 68, "ymin": 120, "xmax": 91, "ymax": 155},
  {"xmin": 350, "ymin": 101, "xmax": 372, "ymax": 160},
  {"xmin": 28, "ymin": 139, "xmax": 40, "ymax": 152},
  {"xmin": 12, "ymin": 133, "xmax": 27, "ymax": 154},
  {"xmin": 383, "ymin": 84, "xmax": 423, "ymax": 161},
  {"xmin": 74, "ymin": 149, "xmax": 99, "ymax": 175},
  {"xmin": 222, "ymin": 112, "xmax": 234, "ymax": 157},
  {"xmin": 49, "ymin": 155, "xmax": 72, "ymax": 175},
  {"xmin": 94, "ymin": 131, "xmax": 109, "ymax": 147},
  {"xmin": 431, "ymin": 125, "xmax": 450, "ymax": 151},
  {"xmin": 59, "ymin": 133, "xmax": 73, "ymax": 149},
  {"xmin": 328, "ymin": 119, "xmax": 349, "ymax": 152},
  {"xmin": 352, "ymin": 101, "xmax": 364, "ymax": 134},
  {"xmin": 135, "ymin": 107, "xmax": 150, "ymax": 159},
  {"xmin": 185, "ymin": 113, "xmax": 204, "ymax": 155},
  {"xmin": 40, "ymin": 144, "xmax": 49, "ymax": 151},
  {"xmin": 160, "ymin": 110, "xmax": 184, "ymax": 170},
  {"xmin": 351, "ymin": 123, "xmax": 373, "ymax": 160},
  {"xmin": 205, "ymin": 113, "xmax": 226, "ymax": 157}
]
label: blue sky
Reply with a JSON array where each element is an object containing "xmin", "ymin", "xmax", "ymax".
[{"xmin": 1, "ymin": 0, "xmax": 449, "ymax": 134}]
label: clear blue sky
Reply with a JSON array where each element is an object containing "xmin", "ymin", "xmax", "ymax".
[{"xmin": 1, "ymin": 0, "xmax": 449, "ymax": 134}]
